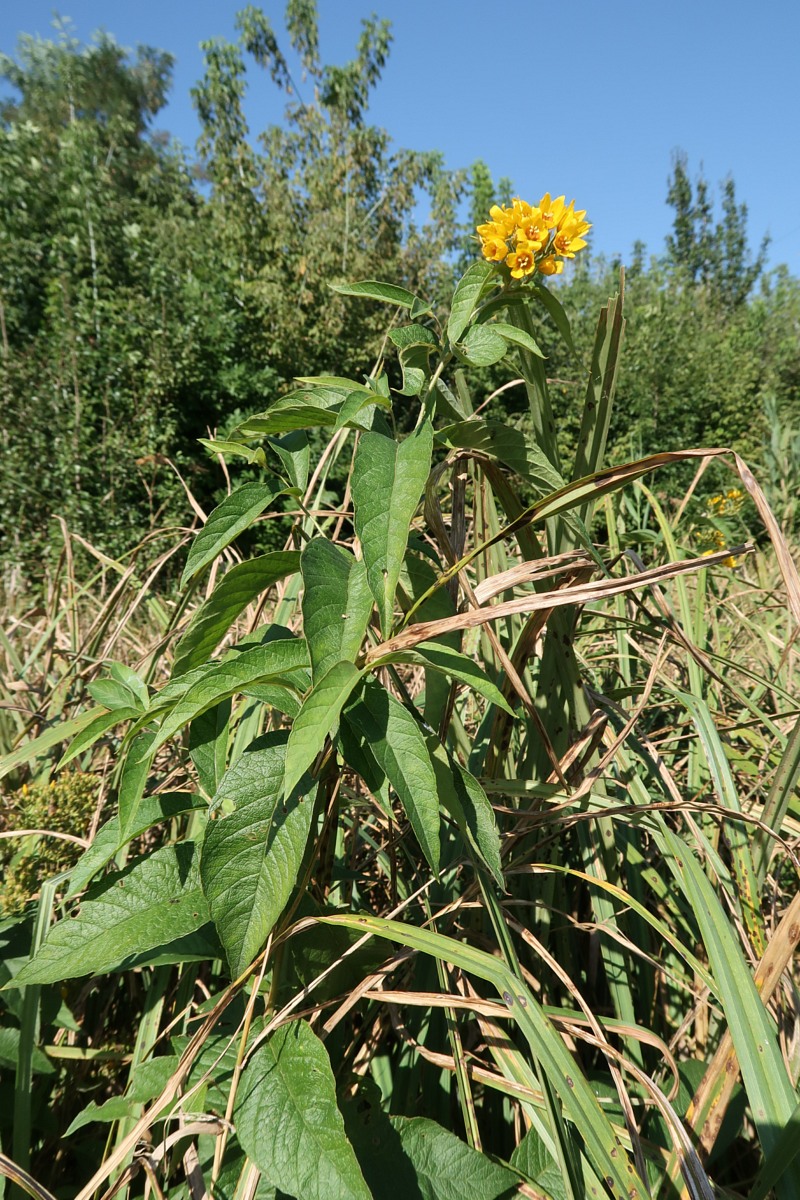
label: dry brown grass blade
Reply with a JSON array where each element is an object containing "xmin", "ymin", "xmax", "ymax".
[
  {"xmin": 0, "ymin": 1153, "xmax": 58, "ymax": 1200},
  {"xmin": 368, "ymin": 545, "xmax": 754, "ymax": 660},
  {"xmin": 471, "ymin": 551, "xmax": 594, "ymax": 604}
]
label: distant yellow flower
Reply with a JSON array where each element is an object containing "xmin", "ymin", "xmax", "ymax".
[{"xmin": 507, "ymin": 241, "xmax": 537, "ymax": 278}]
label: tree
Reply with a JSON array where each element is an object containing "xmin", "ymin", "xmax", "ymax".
[{"xmin": 665, "ymin": 152, "xmax": 769, "ymax": 308}]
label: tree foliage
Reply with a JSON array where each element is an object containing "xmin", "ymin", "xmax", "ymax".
[{"xmin": 0, "ymin": 11, "xmax": 797, "ymax": 585}]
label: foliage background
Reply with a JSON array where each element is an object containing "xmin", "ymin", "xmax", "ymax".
[{"xmin": 1, "ymin": 5, "xmax": 799, "ymax": 586}]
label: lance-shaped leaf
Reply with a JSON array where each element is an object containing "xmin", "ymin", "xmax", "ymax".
[
  {"xmin": 283, "ymin": 662, "xmax": 365, "ymax": 800},
  {"xmin": 301, "ymin": 540, "xmax": 373, "ymax": 683},
  {"xmin": 437, "ymin": 419, "xmax": 565, "ymax": 497},
  {"xmin": 331, "ymin": 279, "xmax": 428, "ymax": 313},
  {"xmin": 352, "ymin": 422, "xmax": 433, "ymax": 637},
  {"xmin": 662, "ymin": 826, "xmax": 800, "ymax": 1190},
  {"xmin": 189, "ymin": 699, "xmax": 231, "ymax": 798},
  {"xmin": 447, "ymin": 261, "xmax": 495, "ymax": 345},
  {"xmin": 181, "ymin": 481, "xmax": 284, "ymax": 587},
  {"xmin": 532, "ymin": 282, "xmax": 575, "ymax": 352},
  {"xmin": 426, "ymin": 738, "xmax": 503, "ymax": 885},
  {"xmin": 57, "ymin": 706, "xmax": 142, "ymax": 770},
  {"xmin": 344, "ymin": 682, "xmax": 440, "ymax": 873},
  {"xmin": 491, "ymin": 320, "xmax": 545, "ymax": 358},
  {"xmin": 66, "ymin": 792, "xmax": 204, "ymax": 898},
  {"xmin": 151, "ymin": 639, "xmax": 308, "ymax": 753},
  {"xmin": 10, "ymin": 843, "xmax": 209, "ymax": 987},
  {"xmin": 201, "ymin": 732, "xmax": 316, "ymax": 975},
  {"xmin": 235, "ymin": 1019, "xmax": 372, "ymax": 1200},
  {"xmin": 332, "ymin": 391, "xmax": 385, "ymax": 435},
  {"xmin": 371, "ymin": 641, "xmax": 514, "ymax": 716},
  {"xmin": 173, "ymin": 551, "xmax": 301, "ymax": 677},
  {"xmin": 268, "ymin": 429, "xmax": 310, "ymax": 491},
  {"xmin": 118, "ymin": 728, "xmax": 157, "ymax": 842}
]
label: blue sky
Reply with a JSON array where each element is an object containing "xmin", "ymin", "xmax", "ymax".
[{"xmin": 1, "ymin": 0, "xmax": 796, "ymax": 277}]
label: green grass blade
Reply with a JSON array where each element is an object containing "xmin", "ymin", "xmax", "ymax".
[{"xmin": 320, "ymin": 912, "xmax": 648, "ymax": 1199}]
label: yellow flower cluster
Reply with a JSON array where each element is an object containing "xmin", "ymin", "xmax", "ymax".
[
  {"xmin": 698, "ymin": 527, "xmax": 740, "ymax": 569},
  {"xmin": 477, "ymin": 194, "xmax": 591, "ymax": 278},
  {"xmin": 707, "ymin": 488, "xmax": 744, "ymax": 517}
]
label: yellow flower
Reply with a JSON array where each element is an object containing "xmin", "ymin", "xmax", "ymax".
[
  {"xmin": 516, "ymin": 209, "xmax": 547, "ymax": 250},
  {"xmin": 480, "ymin": 234, "xmax": 509, "ymax": 263},
  {"xmin": 487, "ymin": 204, "xmax": 517, "ymax": 238},
  {"xmin": 538, "ymin": 255, "xmax": 563, "ymax": 276},
  {"xmin": 538, "ymin": 193, "xmax": 567, "ymax": 229},
  {"xmin": 507, "ymin": 241, "xmax": 537, "ymax": 278},
  {"xmin": 475, "ymin": 193, "xmax": 590, "ymax": 272},
  {"xmin": 554, "ymin": 217, "xmax": 590, "ymax": 259}
]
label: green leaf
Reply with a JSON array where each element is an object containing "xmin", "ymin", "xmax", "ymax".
[
  {"xmin": 352, "ymin": 422, "xmax": 433, "ymax": 637},
  {"xmin": 201, "ymin": 732, "xmax": 316, "ymax": 975},
  {"xmin": 331, "ymin": 279, "xmax": 425, "ymax": 312},
  {"xmin": 295, "ymin": 375, "xmax": 373, "ymax": 392},
  {"xmin": 425, "ymin": 740, "xmax": 503, "ymax": 885},
  {"xmin": 66, "ymin": 793, "xmax": 204, "ymax": 897},
  {"xmin": 65, "ymin": 1056, "xmax": 180, "ymax": 1134},
  {"xmin": 198, "ymin": 437, "xmax": 267, "ymax": 466},
  {"xmin": 0, "ymin": 1026, "xmax": 54, "ymax": 1076},
  {"xmin": 393, "ymin": 1116, "xmax": 520, "ymax": 1200},
  {"xmin": 345, "ymin": 682, "xmax": 440, "ymax": 873},
  {"xmin": 332, "ymin": 391, "xmax": 384, "ymax": 435},
  {"xmin": 437, "ymin": 419, "xmax": 565, "ymax": 497},
  {"xmin": 173, "ymin": 552, "xmax": 301, "ymax": 677},
  {"xmin": 533, "ymin": 282, "xmax": 575, "ymax": 353},
  {"xmin": 321, "ymin": 912, "xmax": 644, "ymax": 1200},
  {"xmin": 268, "ymin": 429, "xmax": 310, "ymax": 491},
  {"xmin": 447, "ymin": 261, "xmax": 495, "ymax": 345},
  {"xmin": 188, "ymin": 700, "xmax": 231, "ymax": 798},
  {"xmin": 372, "ymin": 641, "xmax": 514, "ymax": 716},
  {"xmin": 87, "ymin": 677, "xmax": 145, "ymax": 712},
  {"xmin": 663, "ymin": 827, "xmax": 800, "ymax": 1186},
  {"xmin": 181, "ymin": 482, "xmax": 283, "ymax": 587},
  {"xmin": 0, "ymin": 708, "xmax": 109, "ymax": 781},
  {"xmin": 301, "ymin": 539, "xmax": 373, "ymax": 684},
  {"xmin": 490, "ymin": 320, "xmax": 545, "ymax": 358},
  {"xmin": 236, "ymin": 398, "xmax": 340, "ymax": 437},
  {"xmin": 151, "ymin": 639, "xmax": 308, "ymax": 754},
  {"xmin": 511, "ymin": 1126, "xmax": 567, "ymax": 1200},
  {"xmin": 9, "ymin": 844, "xmax": 209, "ymax": 987},
  {"xmin": 109, "ymin": 662, "xmax": 149, "ymax": 708},
  {"xmin": 458, "ymin": 324, "xmax": 507, "ymax": 367},
  {"xmin": 388, "ymin": 323, "xmax": 438, "ymax": 396},
  {"xmin": 284, "ymin": 661, "xmax": 365, "ymax": 799},
  {"xmin": 388, "ymin": 323, "xmax": 438, "ymax": 350},
  {"xmin": 58, "ymin": 706, "xmax": 142, "ymax": 770},
  {"xmin": 235, "ymin": 1019, "xmax": 372, "ymax": 1200},
  {"xmin": 117, "ymin": 729, "xmax": 157, "ymax": 841}
]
